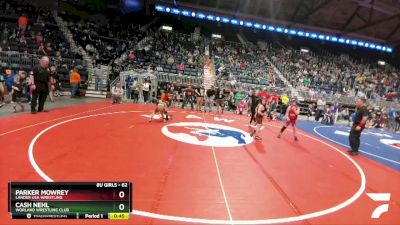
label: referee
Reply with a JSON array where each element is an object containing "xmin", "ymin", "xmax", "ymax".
[
  {"xmin": 30, "ymin": 56, "xmax": 54, "ymax": 114},
  {"xmin": 348, "ymin": 98, "xmax": 368, "ymax": 155}
]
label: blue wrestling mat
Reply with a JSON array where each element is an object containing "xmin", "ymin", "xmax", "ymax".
[{"xmin": 297, "ymin": 120, "xmax": 400, "ymax": 171}]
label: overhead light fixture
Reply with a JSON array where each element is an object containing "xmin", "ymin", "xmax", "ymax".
[
  {"xmin": 300, "ymin": 48, "xmax": 309, "ymax": 53},
  {"xmin": 197, "ymin": 13, "xmax": 205, "ymax": 19},
  {"xmin": 155, "ymin": 5, "xmax": 165, "ymax": 12},
  {"xmin": 154, "ymin": 5, "xmax": 394, "ymax": 54},
  {"xmin": 212, "ymin": 34, "xmax": 222, "ymax": 39},
  {"xmin": 161, "ymin": 25, "xmax": 173, "ymax": 31},
  {"xmin": 245, "ymin": 22, "xmax": 253, "ymax": 27},
  {"xmin": 172, "ymin": 8, "xmax": 180, "ymax": 14},
  {"xmin": 222, "ymin": 18, "xmax": 230, "ymax": 23}
]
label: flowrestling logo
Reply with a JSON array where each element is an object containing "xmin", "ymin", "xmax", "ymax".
[
  {"xmin": 380, "ymin": 139, "xmax": 400, "ymax": 150},
  {"xmin": 162, "ymin": 122, "xmax": 253, "ymax": 147}
]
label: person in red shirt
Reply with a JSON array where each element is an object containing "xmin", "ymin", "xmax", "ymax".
[
  {"xmin": 271, "ymin": 93, "xmax": 279, "ymax": 104},
  {"xmin": 176, "ymin": 63, "xmax": 185, "ymax": 72},
  {"xmin": 379, "ymin": 110, "xmax": 388, "ymax": 128},
  {"xmin": 278, "ymin": 99, "xmax": 300, "ymax": 141},
  {"xmin": 160, "ymin": 91, "xmax": 170, "ymax": 102},
  {"xmin": 236, "ymin": 100, "xmax": 247, "ymax": 115},
  {"xmin": 257, "ymin": 88, "xmax": 269, "ymax": 100},
  {"xmin": 18, "ymin": 13, "xmax": 28, "ymax": 33},
  {"xmin": 240, "ymin": 62, "xmax": 247, "ymax": 70},
  {"xmin": 268, "ymin": 93, "xmax": 279, "ymax": 121}
]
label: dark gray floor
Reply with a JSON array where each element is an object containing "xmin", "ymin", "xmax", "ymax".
[{"xmin": 0, "ymin": 97, "xmax": 104, "ymax": 118}]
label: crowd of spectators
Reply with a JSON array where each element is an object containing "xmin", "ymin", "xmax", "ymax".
[
  {"xmin": 213, "ymin": 40, "xmax": 281, "ymax": 87},
  {"xmin": 0, "ymin": 0, "xmax": 87, "ymax": 81},
  {"xmin": 0, "ymin": 1, "xmax": 75, "ymax": 60},
  {"xmin": 61, "ymin": 12, "xmax": 147, "ymax": 67},
  {"xmin": 116, "ymin": 30, "xmax": 206, "ymax": 78},
  {"xmin": 0, "ymin": 1, "xmax": 90, "ymax": 109},
  {"xmin": 268, "ymin": 46, "xmax": 399, "ymax": 103}
]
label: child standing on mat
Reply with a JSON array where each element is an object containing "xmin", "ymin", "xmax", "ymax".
[
  {"xmin": 278, "ymin": 98, "xmax": 300, "ymax": 141},
  {"xmin": 250, "ymin": 97, "xmax": 267, "ymax": 140},
  {"xmin": 11, "ymin": 75, "xmax": 25, "ymax": 113}
]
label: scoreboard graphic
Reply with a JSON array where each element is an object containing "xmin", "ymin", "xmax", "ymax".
[{"xmin": 8, "ymin": 182, "xmax": 132, "ymax": 220}]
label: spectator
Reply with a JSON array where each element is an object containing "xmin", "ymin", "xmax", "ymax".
[
  {"xmin": 11, "ymin": 75, "xmax": 25, "ymax": 113},
  {"xmin": 307, "ymin": 103, "xmax": 314, "ymax": 120},
  {"xmin": 18, "ymin": 13, "xmax": 28, "ymax": 33},
  {"xmin": 1, "ymin": 25, "xmax": 9, "ymax": 41},
  {"xmin": 38, "ymin": 44, "xmax": 46, "ymax": 55},
  {"xmin": 176, "ymin": 62, "xmax": 185, "ymax": 72},
  {"xmin": 44, "ymin": 43, "xmax": 53, "ymax": 56},
  {"xmin": 395, "ymin": 110, "xmax": 400, "ymax": 133},
  {"xmin": 128, "ymin": 51, "xmax": 135, "ymax": 60},
  {"xmin": 155, "ymin": 65, "xmax": 163, "ymax": 72},
  {"xmin": 167, "ymin": 55, "xmax": 174, "ymax": 65},
  {"xmin": 234, "ymin": 90, "xmax": 244, "ymax": 105},
  {"xmin": 237, "ymin": 100, "xmax": 247, "ymax": 115},
  {"xmin": 94, "ymin": 65, "xmax": 103, "ymax": 92},
  {"xmin": 142, "ymin": 78, "xmax": 151, "ymax": 103},
  {"xmin": 111, "ymin": 82, "xmax": 123, "ymax": 104},
  {"xmin": 5, "ymin": 68, "xmax": 15, "ymax": 92},
  {"xmin": 48, "ymin": 66, "xmax": 57, "ymax": 102},
  {"xmin": 131, "ymin": 78, "xmax": 140, "ymax": 102},
  {"xmin": 35, "ymin": 32, "xmax": 43, "ymax": 46},
  {"xmin": 378, "ymin": 110, "xmax": 388, "ymax": 128},
  {"xmin": 19, "ymin": 71, "xmax": 30, "ymax": 102},
  {"xmin": 125, "ymin": 75, "xmax": 133, "ymax": 99},
  {"xmin": 69, "ymin": 68, "xmax": 81, "ymax": 98},
  {"xmin": 322, "ymin": 105, "xmax": 333, "ymax": 125}
]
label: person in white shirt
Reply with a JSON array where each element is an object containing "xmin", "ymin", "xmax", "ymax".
[
  {"xmin": 155, "ymin": 65, "xmax": 163, "ymax": 72},
  {"xmin": 94, "ymin": 65, "xmax": 103, "ymax": 92},
  {"xmin": 111, "ymin": 82, "xmax": 123, "ymax": 104},
  {"xmin": 142, "ymin": 79, "xmax": 150, "ymax": 103}
]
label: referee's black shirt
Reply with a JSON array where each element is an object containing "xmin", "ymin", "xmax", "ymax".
[
  {"xmin": 352, "ymin": 106, "xmax": 368, "ymax": 131},
  {"xmin": 32, "ymin": 65, "xmax": 50, "ymax": 90}
]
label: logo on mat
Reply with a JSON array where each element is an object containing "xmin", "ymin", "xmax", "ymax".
[
  {"xmin": 162, "ymin": 122, "xmax": 253, "ymax": 147},
  {"xmin": 379, "ymin": 139, "xmax": 400, "ymax": 150}
]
